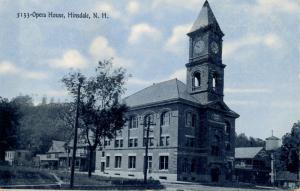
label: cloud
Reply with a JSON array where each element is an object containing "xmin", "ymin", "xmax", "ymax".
[
  {"xmin": 128, "ymin": 23, "xmax": 161, "ymax": 44},
  {"xmin": 127, "ymin": 1, "xmax": 140, "ymax": 15},
  {"xmin": 226, "ymin": 100, "xmax": 259, "ymax": 107},
  {"xmin": 94, "ymin": 2, "xmax": 121, "ymax": 19},
  {"xmin": 0, "ymin": 61, "xmax": 18, "ymax": 74},
  {"xmin": 224, "ymin": 88, "xmax": 272, "ymax": 94},
  {"xmin": 49, "ymin": 49, "xmax": 87, "ymax": 69},
  {"xmin": 298, "ymin": 73, "xmax": 300, "ymax": 79},
  {"xmin": 169, "ymin": 68, "xmax": 186, "ymax": 82},
  {"xmin": 270, "ymin": 101, "xmax": 300, "ymax": 109},
  {"xmin": 0, "ymin": 61, "xmax": 48, "ymax": 80},
  {"xmin": 152, "ymin": 0, "xmax": 201, "ymax": 10},
  {"xmin": 254, "ymin": 0, "xmax": 300, "ymax": 15},
  {"xmin": 164, "ymin": 24, "xmax": 191, "ymax": 54},
  {"xmin": 127, "ymin": 77, "xmax": 153, "ymax": 86},
  {"xmin": 90, "ymin": 36, "xmax": 115, "ymax": 59},
  {"xmin": 23, "ymin": 71, "xmax": 48, "ymax": 80},
  {"xmin": 223, "ymin": 33, "xmax": 283, "ymax": 58},
  {"xmin": 89, "ymin": 36, "xmax": 133, "ymax": 68}
]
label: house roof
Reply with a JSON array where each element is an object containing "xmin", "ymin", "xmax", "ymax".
[
  {"xmin": 123, "ymin": 79, "xmax": 198, "ymax": 107},
  {"xmin": 47, "ymin": 140, "xmax": 66, "ymax": 153},
  {"xmin": 188, "ymin": 0, "xmax": 222, "ymax": 35},
  {"xmin": 266, "ymin": 135, "xmax": 280, "ymax": 140},
  {"xmin": 235, "ymin": 147, "xmax": 264, "ymax": 159}
]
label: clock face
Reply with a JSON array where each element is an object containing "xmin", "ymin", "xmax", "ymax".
[
  {"xmin": 211, "ymin": 41, "xmax": 219, "ymax": 54},
  {"xmin": 193, "ymin": 40, "xmax": 205, "ymax": 56}
]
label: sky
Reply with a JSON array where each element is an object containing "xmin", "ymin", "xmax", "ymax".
[{"xmin": 0, "ymin": 0, "xmax": 299, "ymax": 140}]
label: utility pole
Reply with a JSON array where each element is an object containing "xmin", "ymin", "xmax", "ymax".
[
  {"xmin": 142, "ymin": 116, "xmax": 155, "ymax": 184},
  {"xmin": 70, "ymin": 77, "xmax": 83, "ymax": 189}
]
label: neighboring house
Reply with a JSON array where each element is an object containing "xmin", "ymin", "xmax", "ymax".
[
  {"xmin": 67, "ymin": 137, "xmax": 95, "ymax": 172},
  {"xmin": 35, "ymin": 139, "xmax": 92, "ymax": 171},
  {"xmin": 95, "ymin": 1, "xmax": 239, "ymax": 183},
  {"xmin": 5, "ymin": 150, "xmax": 32, "ymax": 166},
  {"xmin": 37, "ymin": 140, "xmax": 67, "ymax": 169},
  {"xmin": 235, "ymin": 147, "xmax": 271, "ymax": 184}
]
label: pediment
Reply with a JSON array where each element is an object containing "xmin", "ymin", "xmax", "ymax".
[{"xmin": 206, "ymin": 101, "xmax": 239, "ymax": 118}]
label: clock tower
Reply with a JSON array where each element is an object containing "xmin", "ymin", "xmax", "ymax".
[{"xmin": 186, "ymin": 0, "xmax": 225, "ymax": 104}]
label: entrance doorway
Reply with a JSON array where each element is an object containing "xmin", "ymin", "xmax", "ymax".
[
  {"xmin": 101, "ymin": 162, "xmax": 105, "ymax": 172},
  {"xmin": 211, "ymin": 167, "xmax": 220, "ymax": 182}
]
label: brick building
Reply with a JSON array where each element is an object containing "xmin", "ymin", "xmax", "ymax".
[{"xmin": 95, "ymin": 1, "xmax": 239, "ymax": 183}]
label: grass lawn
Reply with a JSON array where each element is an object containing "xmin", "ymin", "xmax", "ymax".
[
  {"xmin": 54, "ymin": 171, "xmax": 112, "ymax": 186},
  {"xmin": 54, "ymin": 170, "xmax": 160, "ymax": 186},
  {"xmin": 0, "ymin": 165, "xmax": 57, "ymax": 186}
]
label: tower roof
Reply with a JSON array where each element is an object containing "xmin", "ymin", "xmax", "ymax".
[{"xmin": 188, "ymin": 0, "xmax": 223, "ymax": 35}]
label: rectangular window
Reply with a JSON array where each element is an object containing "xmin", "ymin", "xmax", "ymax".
[
  {"xmin": 75, "ymin": 159, "xmax": 80, "ymax": 167},
  {"xmin": 166, "ymin": 136, "xmax": 170, "ymax": 146},
  {"xmin": 128, "ymin": 156, "xmax": 136, "ymax": 169},
  {"xmin": 106, "ymin": 156, "xmax": 110, "ymax": 167},
  {"xmin": 115, "ymin": 156, "xmax": 122, "ymax": 168},
  {"xmin": 134, "ymin": 138, "xmax": 138, "ymax": 147},
  {"xmin": 186, "ymin": 112, "xmax": 192, "ymax": 126},
  {"xmin": 47, "ymin": 154, "xmax": 51, "ymax": 158},
  {"xmin": 182, "ymin": 158, "xmax": 188, "ymax": 173},
  {"xmin": 148, "ymin": 156, "xmax": 153, "ymax": 171},
  {"xmin": 129, "ymin": 139, "xmax": 133, "ymax": 147},
  {"xmin": 55, "ymin": 153, "xmax": 59, "ymax": 158},
  {"xmin": 120, "ymin": 139, "xmax": 123, "ymax": 147},
  {"xmin": 144, "ymin": 155, "xmax": 153, "ymax": 171},
  {"xmin": 192, "ymin": 114, "xmax": 196, "ymax": 127},
  {"xmin": 104, "ymin": 140, "xmax": 110, "ymax": 146},
  {"xmin": 149, "ymin": 137, "xmax": 154, "ymax": 146},
  {"xmin": 143, "ymin": 137, "xmax": 154, "ymax": 147},
  {"xmin": 115, "ymin": 140, "xmax": 119, "ymax": 148},
  {"xmin": 159, "ymin": 156, "xmax": 169, "ymax": 170},
  {"xmin": 186, "ymin": 137, "xmax": 195, "ymax": 147},
  {"xmin": 160, "ymin": 137, "xmax": 165, "ymax": 146}
]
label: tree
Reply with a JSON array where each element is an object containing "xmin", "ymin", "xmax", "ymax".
[
  {"xmin": 0, "ymin": 97, "xmax": 21, "ymax": 161},
  {"xmin": 235, "ymin": 133, "xmax": 265, "ymax": 147},
  {"xmin": 62, "ymin": 59, "xmax": 128, "ymax": 177},
  {"xmin": 278, "ymin": 121, "xmax": 300, "ymax": 173}
]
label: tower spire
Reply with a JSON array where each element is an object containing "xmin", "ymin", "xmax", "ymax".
[{"xmin": 188, "ymin": 1, "xmax": 223, "ymax": 36}]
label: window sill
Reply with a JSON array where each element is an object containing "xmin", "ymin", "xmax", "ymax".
[{"xmin": 159, "ymin": 169, "xmax": 169, "ymax": 172}]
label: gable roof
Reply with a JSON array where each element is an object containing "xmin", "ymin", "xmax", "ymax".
[
  {"xmin": 235, "ymin": 147, "xmax": 264, "ymax": 159},
  {"xmin": 188, "ymin": 0, "xmax": 222, "ymax": 35},
  {"xmin": 123, "ymin": 79, "xmax": 198, "ymax": 107},
  {"xmin": 47, "ymin": 140, "xmax": 66, "ymax": 153}
]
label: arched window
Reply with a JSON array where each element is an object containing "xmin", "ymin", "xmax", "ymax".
[
  {"xmin": 186, "ymin": 112, "xmax": 197, "ymax": 127},
  {"xmin": 144, "ymin": 114, "xmax": 154, "ymax": 124},
  {"xmin": 144, "ymin": 114, "xmax": 154, "ymax": 127},
  {"xmin": 212, "ymin": 73, "xmax": 218, "ymax": 90},
  {"xmin": 193, "ymin": 72, "xmax": 201, "ymax": 88},
  {"xmin": 161, "ymin": 111, "xmax": 170, "ymax": 126},
  {"xmin": 129, "ymin": 115, "xmax": 138, "ymax": 129}
]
